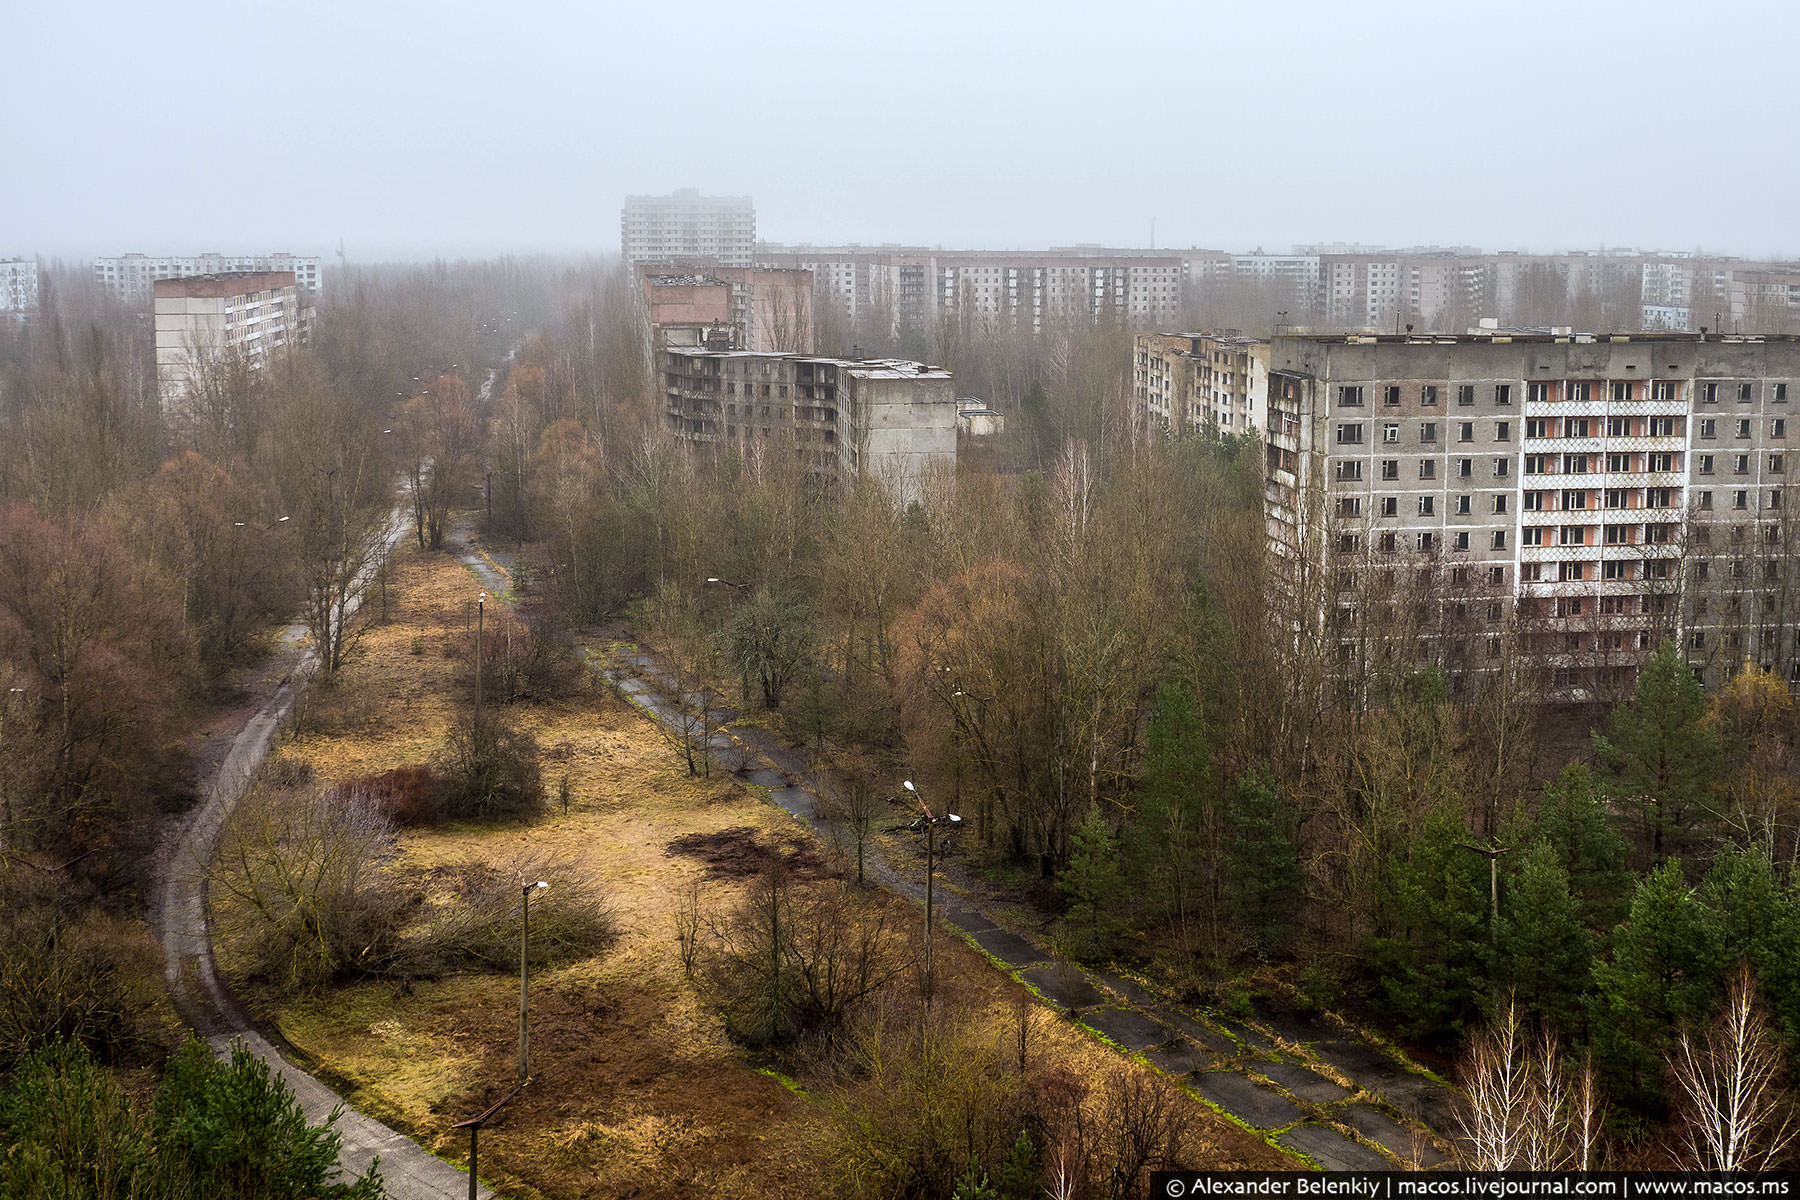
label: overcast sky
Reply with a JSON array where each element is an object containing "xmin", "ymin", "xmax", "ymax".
[{"xmin": 8, "ymin": 0, "xmax": 1798, "ymax": 262}]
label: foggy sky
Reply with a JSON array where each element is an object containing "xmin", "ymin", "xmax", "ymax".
[{"xmin": 9, "ymin": 0, "xmax": 1799, "ymax": 262}]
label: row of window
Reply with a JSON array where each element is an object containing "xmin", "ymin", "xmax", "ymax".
[
  {"xmin": 1337, "ymin": 420, "xmax": 1510, "ymax": 444},
  {"xmin": 1337, "ymin": 380, "xmax": 1794, "ymax": 408}
]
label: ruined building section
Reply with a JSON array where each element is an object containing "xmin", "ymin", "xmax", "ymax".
[
  {"xmin": 1134, "ymin": 332, "xmax": 1268, "ymax": 435},
  {"xmin": 661, "ymin": 348, "xmax": 954, "ymax": 500},
  {"xmin": 1264, "ymin": 333, "xmax": 1800, "ymax": 702},
  {"xmin": 636, "ymin": 265, "xmax": 814, "ymax": 367}
]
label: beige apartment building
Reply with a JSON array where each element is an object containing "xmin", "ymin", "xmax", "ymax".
[
  {"xmin": 1133, "ymin": 332, "xmax": 1267, "ymax": 434},
  {"xmin": 154, "ymin": 272, "xmax": 312, "ymax": 417},
  {"xmin": 661, "ymin": 348, "xmax": 954, "ymax": 499},
  {"xmin": 1265, "ymin": 332, "xmax": 1800, "ymax": 701}
]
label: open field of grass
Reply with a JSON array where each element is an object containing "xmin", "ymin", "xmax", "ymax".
[{"xmin": 228, "ymin": 540, "xmax": 1283, "ymax": 1198}]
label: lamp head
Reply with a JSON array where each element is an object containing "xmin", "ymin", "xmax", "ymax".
[{"xmin": 902, "ymin": 780, "xmax": 916, "ymax": 793}]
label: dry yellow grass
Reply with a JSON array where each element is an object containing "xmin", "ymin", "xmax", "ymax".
[{"xmin": 251, "ymin": 542, "xmax": 1284, "ymax": 1198}]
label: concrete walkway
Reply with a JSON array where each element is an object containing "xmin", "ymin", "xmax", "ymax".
[{"xmin": 153, "ymin": 506, "xmax": 497, "ymax": 1200}]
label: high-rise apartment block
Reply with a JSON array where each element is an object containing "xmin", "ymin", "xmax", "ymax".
[
  {"xmin": 622, "ymin": 189, "xmax": 755, "ymax": 267},
  {"xmin": 661, "ymin": 348, "xmax": 954, "ymax": 498},
  {"xmin": 154, "ymin": 272, "xmax": 313, "ymax": 417},
  {"xmin": 1134, "ymin": 332, "xmax": 1268, "ymax": 434},
  {"xmin": 97, "ymin": 253, "xmax": 323, "ymax": 303},
  {"xmin": 1265, "ymin": 332, "xmax": 1800, "ymax": 700},
  {"xmin": 635, "ymin": 265, "xmax": 813, "ymax": 358},
  {"xmin": 0, "ymin": 259, "xmax": 38, "ymax": 315}
]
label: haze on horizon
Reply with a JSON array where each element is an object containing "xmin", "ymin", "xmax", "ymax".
[{"xmin": 10, "ymin": 0, "xmax": 1799, "ymax": 263}]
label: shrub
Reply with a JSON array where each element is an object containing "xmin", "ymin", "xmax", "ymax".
[
  {"xmin": 395, "ymin": 852, "xmax": 617, "ymax": 975},
  {"xmin": 432, "ymin": 714, "xmax": 544, "ymax": 822},
  {"xmin": 0, "ymin": 898, "xmax": 168, "ymax": 1071},
  {"xmin": 461, "ymin": 608, "xmax": 584, "ymax": 705},
  {"xmin": 329, "ymin": 764, "xmax": 438, "ymax": 826}
]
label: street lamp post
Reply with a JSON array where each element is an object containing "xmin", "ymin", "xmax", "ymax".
[
  {"xmin": 475, "ymin": 592, "xmax": 486, "ymax": 728},
  {"xmin": 519, "ymin": 880, "xmax": 547, "ymax": 1084},
  {"xmin": 903, "ymin": 780, "xmax": 961, "ymax": 1012},
  {"xmin": 705, "ymin": 577, "xmax": 753, "ymax": 703}
]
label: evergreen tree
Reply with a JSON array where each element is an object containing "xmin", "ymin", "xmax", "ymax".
[
  {"xmin": 1527, "ymin": 763, "xmax": 1633, "ymax": 928},
  {"xmin": 1225, "ymin": 769, "xmax": 1302, "ymax": 955},
  {"xmin": 1593, "ymin": 641, "xmax": 1723, "ymax": 865},
  {"xmin": 1494, "ymin": 840, "xmax": 1592, "ymax": 1036},
  {"xmin": 1701, "ymin": 846, "xmax": 1800, "ymax": 1044},
  {"xmin": 1366, "ymin": 803, "xmax": 1491, "ymax": 1047},
  {"xmin": 1130, "ymin": 680, "xmax": 1217, "ymax": 940},
  {"xmin": 1591, "ymin": 860, "xmax": 1726, "ymax": 1109},
  {"xmin": 1057, "ymin": 805, "xmax": 1126, "ymax": 961}
]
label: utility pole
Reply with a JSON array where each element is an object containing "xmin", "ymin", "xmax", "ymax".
[
  {"xmin": 520, "ymin": 880, "xmax": 547, "ymax": 1083},
  {"xmin": 1457, "ymin": 843, "xmax": 1510, "ymax": 940},
  {"xmin": 475, "ymin": 592, "xmax": 486, "ymax": 727}
]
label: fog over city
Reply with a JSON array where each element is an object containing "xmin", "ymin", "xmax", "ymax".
[{"xmin": 11, "ymin": 0, "xmax": 1799, "ymax": 259}]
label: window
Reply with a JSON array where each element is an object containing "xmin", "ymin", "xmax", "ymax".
[
  {"xmin": 1563, "ymin": 453, "xmax": 1590, "ymax": 474},
  {"xmin": 1419, "ymin": 496, "xmax": 1435, "ymax": 516},
  {"xmin": 1382, "ymin": 385, "xmax": 1401, "ymax": 406},
  {"xmin": 1560, "ymin": 525, "xmax": 1586, "ymax": 546},
  {"xmin": 1380, "ymin": 496, "xmax": 1399, "ymax": 517},
  {"xmin": 1523, "ymin": 527, "xmax": 1545, "ymax": 546},
  {"xmin": 1646, "ymin": 523, "xmax": 1673, "ymax": 543},
  {"xmin": 1457, "ymin": 384, "xmax": 1475, "ymax": 406},
  {"xmin": 1526, "ymin": 418, "xmax": 1550, "ymax": 439},
  {"xmin": 1566, "ymin": 418, "xmax": 1591, "ymax": 438},
  {"xmin": 1606, "ymin": 453, "xmax": 1631, "ymax": 472},
  {"xmin": 1456, "ymin": 495, "xmax": 1471, "ymax": 515},
  {"xmin": 1496, "ymin": 421, "xmax": 1511, "ymax": 441},
  {"xmin": 1699, "ymin": 454, "xmax": 1715, "ymax": 474},
  {"xmin": 1419, "ymin": 459, "xmax": 1437, "ymax": 479},
  {"xmin": 1649, "ymin": 417, "xmax": 1678, "ymax": 436},
  {"xmin": 1492, "ymin": 530, "xmax": 1508, "ymax": 550},
  {"xmin": 1611, "ymin": 381, "xmax": 1633, "ymax": 401},
  {"xmin": 1647, "ymin": 452, "xmax": 1675, "ymax": 472},
  {"xmin": 1490, "ymin": 566, "xmax": 1507, "ymax": 587},
  {"xmin": 1524, "ymin": 491, "xmax": 1544, "ymax": 511},
  {"xmin": 1495, "ymin": 384, "xmax": 1512, "ymax": 405},
  {"xmin": 1735, "ymin": 454, "xmax": 1750, "ymax": 474},
  {"xmin": 1738, "ymin": 419, "xmax": 1753, "ymax": 437},
  {"xmin": 1703, "ymin": 383, "xmax": 1719, "ymax": 403},
  {"xmin": 1605, "ymin": 524, "xmax": 1629, "ymax": 545},
  {"xmin": 1654, "ymin": 380, "xmax": 1678, "ymax": 401},
  {"xmin": 1563, "ymin": 489, "xmax": 1589, "ymax": 509},
  {"xmin": 1381, "ymin": 459, "xmax": 1399, "ymax": 480},
  {"xmin": 1421, "ymin": 385, "xmax": 1438, "ymax": 406},
  {"xmin": 1605, "ymin": 488, "xmax": 1628, "ymax": 508},
  {"xmin": 1740, "ymin": 382, "xmax": 1755, "ymax": 402},
  {"xmin": 1773, "ymin": 454, "xmax": 1786, "ymax": 473},
  {"xmin": 1647, "ymin": 488, "xmax": 1674, "ymax": 507},
  {"xmin": 1489, "ymin": 495, "xmax": 1507, "ymax": 515},
  {"xmin": 1383, "ymin": 423, "xmax": 1399, "ymax": 443},
  {"xmin": 1778, "ymin": 384, "xmax": 1789, "ymax": 402},
  {"xmin": 1646, "ymin": 559, "xmax": 1673, "ymax": 580},
  {"xmin": 1526, "ymin": 454, "xmax": 1551, "ymax": 475},
  {"xmin": 1698, "ymin": 490, "xmax": 1713, "ymax": 510},
  {"xmin": 1336, "ymin": 460, "xmax": 1363, "ymax": 481},
  {"xmin": 1454, "ymin": 531, "xmax": 1470, "ymax": 550},
  {"xmin": 1773, "ymin": 490, "xmax": 1785, "ymax": 510},
  {"xmin": 1607, "ymin": 416, "xmax": 1630, "ymax": 437},
  {"xmin": 1458, "ymin": 457, "xmax": 1474, "ymax": 477},
  {"xmin": 1560, "ymin": 561, "xmax": 1586, "ymax": 581},
  {"xmin": 1420, "ymin": 422, "xmax": 1437, "ymax": 443},
  {"xmin": 1338, "ymin": 533, "xmax": 1359, "ymax": 553},
  {"xmin": 1559, "ymin": 598, "xmax": 1585, "ymax": 617},
  {"xmin": 1337, "ymin": 498, "xmax": 1362, "ymax": 518},
  {"xmin": 1458, "ymin": 422, "xmax": 1474, "ymax": 442},
  {"xmin": 1735, "ymin": 489, "xmax": 1749, "ymax": 509},
  {"xmin": 1337, "ymin": 423, "xmax": 1365, "ymax": 445},
  {"xmin": 1522, "ymin": 563, "xmax": 1543, "ymax": 582},
  {"xmin": 1495, "ymin": 458, "xmax": 1511, "ymax": 478},
  {"xmin": 1379, "ymin": 532, "xmax": 1397, "ymax": 552},
  {"xmin": 1417, "ymin": 532, "xmax": 1434, "ymax": 551},
  {"xmin": 1776, "ymin": 418, "xmax": 1788, "ymax": 437},
  {"xmin": 1528, "ymin": 382, "xmax": 1551, "ymax": 403}
]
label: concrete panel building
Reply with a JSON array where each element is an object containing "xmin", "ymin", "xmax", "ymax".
[
  {"xmin": 0, "ymin": 259, "xmax": 38, "ymax": 315},
  {"xmin": 622, "ymin": 189, "xmax": 755, "ymax": 267},
  {"xmin": 661, "ymin": 347, "xmax": 954, "ymax": 498},
  {"xmin": 636, "ymin": 265, "xmax": 814, "ymax": 358},
  {"xmin": 1134, "ymin": 332, "xmax": 1267, "ymax": 434},
  {"xmin": 154, "ymin": 272, "xmax": 313, "ymax": 417},
  {"xmin": 1265, "ymin": 331, "xmax": 1800, "ymax": 701},
  {"xmin": 98, "ymin": 252, "xmax": 323, "ymax": 303}
]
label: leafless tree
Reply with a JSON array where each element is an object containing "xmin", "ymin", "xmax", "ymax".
[
  {"xmin": 1669, "ymin": 965, "xmax": 1798, "ymax": 1171},
  {"xmin": 1457, "ymin": 993, "xmax": 1604, "ymax": 1169}
]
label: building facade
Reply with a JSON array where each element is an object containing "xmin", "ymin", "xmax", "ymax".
[
  {"xmin": 97, "ymin": 253, "xmax": 323, "ymax": 303},
  {"xmin": 661, "ymin": 347, "xmax": 954, "ymax": 498},
  {"xmin": 0, "ymin": 259, "xmax": 38, "ymax": 315},
  {"xmin": 154, "ymin": 272, "xmax": 313, "ymax": 416},
  {"xmin": 622, "ymin": 189, "xmax": 755, "ymax": 267},
  {"xmin": 1133, "ymin": 332, "xmax": 1267, "ymax": 434},
  {"xmin": 1265, "ymin": 332, "xmax": 1800, "ymax": 701}
]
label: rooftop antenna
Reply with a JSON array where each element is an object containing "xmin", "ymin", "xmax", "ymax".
[
  {"xmin": 336, "ymin": 237, "xmax": 346, "ymax": 271},
  {"xmin": 1150, "ymin": 217, "xmax": 1156, "ymax": 250}
]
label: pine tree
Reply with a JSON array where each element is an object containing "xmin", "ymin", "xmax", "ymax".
[
  {"xmin": 1130, "ymin": 680, "xmax": 1217, "ymax": 942},
  {"xmin": 1527, "ymin": 763, "xmax": 1633, "ymax": 927},
  {"xmin": 1494, "ymin": 841, "xmax": 1592, "ymax": 1037},
  {"xmin": 1225, "ymin": 769, "xmax": 1302, "ymax": 955},
  {"xmin": 1058, "ymin": 805, "xmax": 1125, "ymax": 961},
  {"xmin": 1593, "ymin": 641, "xmax": 1723, "ymax": 865},
  {"xmin": 1591, "ymin": 861, "xmax": 1726, "ymax": 1109},
  {"xmin": 1701, "ymin": 846, "xmax": 1800, "ymax": 1045}
]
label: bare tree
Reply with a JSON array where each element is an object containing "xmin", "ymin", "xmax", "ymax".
[
  {"xmin": 1457, "ymin": 993, "xmax": 1604, "ymax": 1169},
  {"xmin": 1670, "ymin": 965, "xmax": 1798, "ymax": 1171}
]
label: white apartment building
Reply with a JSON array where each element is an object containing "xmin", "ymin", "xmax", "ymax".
[
  {"xmin": 1266, "ymin": 331, "xmax": 1800, "ymax": 702},
  {"xmin": 0, "ymin": 259, "xmax": 38, "ymax": 315},
  {"xmin": 97, "ymin": 252, "xmax": 323, "ymax": 303},
  {"xmin": 1134, "ymin": 332, "xmax": 1267, "ymax": 434},
  {"xmin": 154, "ymin": 272, "xmax": 313, "ymax": 417},
  {"xmin": 622, "ymin": 189, "xmax": 755, "ymax": 267}
]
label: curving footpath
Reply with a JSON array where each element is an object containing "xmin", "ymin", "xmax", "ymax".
[{"xmin": 152, "ymin": 506, "xmax": 496, "ymax": 1200}]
